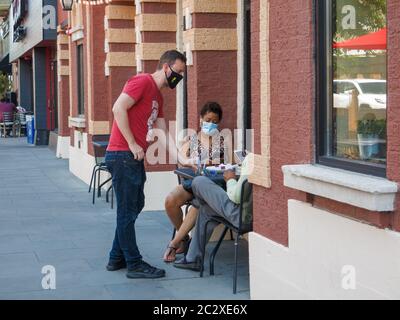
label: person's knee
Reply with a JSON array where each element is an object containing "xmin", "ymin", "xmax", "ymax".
[
  {"xmin": 191, "ymin": 176, "xmax": 209, "ymax": 194},
  {"xmin": 164, "ymin": 193, "xmax": 176, "ymax": 212}
]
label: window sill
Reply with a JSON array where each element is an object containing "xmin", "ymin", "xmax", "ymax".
[
  {"xmin": 70, "ymin": 25, "xmax": 84, "ymax": 42},
  {"xmin": 69, "ymin": 117, "xmax": 86, "ymax": 129},
  {"xmin": 282, "ymin": 164, "xmax": 398, "ymax": 212}
]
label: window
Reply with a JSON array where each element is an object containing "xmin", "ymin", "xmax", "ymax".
[
  {"xmin": 77, "ymin": 44, "xmax": 85, "ymax": 116},
  {"xmin": 317, "ymin": 0, "xmax": 387, "ymax": 177},
  {"xmin": 243, "ymin": 0, "xmax": 252, "ymax": 150}
]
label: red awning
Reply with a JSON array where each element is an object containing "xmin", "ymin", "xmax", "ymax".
[{"xmin": 333, "ymin": 28, "xmax": 387, "ymax": 50}]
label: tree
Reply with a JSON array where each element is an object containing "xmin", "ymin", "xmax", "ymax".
[
  {"xmin": 334, "ymin": 0, "xmax": 386, "ymax": 41},
  {"xmin": 0, "ymin": 72, "xmax": 11, "ymax": 99}
]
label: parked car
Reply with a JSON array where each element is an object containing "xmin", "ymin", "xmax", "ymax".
[{"xmin": 333, "ymin": 79, "xmax": 387, "ymax": 110}]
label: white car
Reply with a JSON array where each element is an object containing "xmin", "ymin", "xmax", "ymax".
[{"xmin": 333, "ymin": 79, "xmax": 387, "ymax": 110}]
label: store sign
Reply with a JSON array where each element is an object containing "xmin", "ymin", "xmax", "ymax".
[
  {"xmin": 12, "ymin": 0, "xmax": 27, "ymax": 42},
  {"xmin": 12, "ymin": 0, "xmax": 27, "ymax": 27}
]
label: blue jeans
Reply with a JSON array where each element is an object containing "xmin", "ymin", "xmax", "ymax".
[{"xmin": 105, "ymin": 151, "xmax": 146, "ymax": 268}]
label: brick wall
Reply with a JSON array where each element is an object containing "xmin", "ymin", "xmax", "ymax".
[
  {"xmin": 386, "ymin": 0, "xmax": 400, "ymax": 231},
  {"xmin": 250, "ymin": 0, "xmax": 261, "ymax": 155},
  {"xmin": 252, "ymin": 0, "xmax": 314, "ymax": 246},
  {"xmin": 136, "ymin": 1, "xmax": 177, "ymax": 172},
  {"xmin": 185, "ymin": 4, "xmax": 238, "ymax": 135},
  {"xmin": 253, "ymin": 0, "xmax": 400, "ymax": 246}
]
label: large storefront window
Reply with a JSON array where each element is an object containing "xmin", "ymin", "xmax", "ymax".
[{"xmin": 317, "ymin": 0, "xmax": 387, "ymax": 177}]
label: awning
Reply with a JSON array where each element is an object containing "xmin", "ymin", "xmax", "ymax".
[
  {"xmin": 333, "ymin": 28, "xmax": 387, "ymax": 50},
  {"xmin": 0, "ymin": 54, "xmax": 11, "ymax": 74}
]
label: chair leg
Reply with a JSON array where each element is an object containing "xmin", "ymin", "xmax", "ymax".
[
  {"xmin": 233, "ymin": 233, "xmax": 240, "ymax": 294},
  {"xmin": 200, "ymin": 220, "xmax": 210, "ymax": 278},
  {"xmin": 230, "ymin": 230, "xmax": 234, "ymax": 241},
  {"xmin": 210, "ymin": 226, "xmax": 229, "ymax": 276},
  {"xmin": 97, "ymin": 168, "xmax": 102, "ymax": 198},
  {"xmin": 88, "ymin": 165, "xmax": 98, "ymax": 193},
  {"xmin": 106, "ymin": 185, "xmax": 112, "ymax": 203},
  {"xmin": 105, "ymin": 182, "xmax": 113, "ymax": 203},
  {"xmin": 92, "ymin": 168, "xmax": 98, "ymax": 205},
  {"xmin": 111, "ymin": 186, "xmax": 114, "ymax": 209}
]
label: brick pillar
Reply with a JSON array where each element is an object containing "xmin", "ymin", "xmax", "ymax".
[
  {"xmin": 57, "ymin": 32, "xmax": 70, "ymax": 138},
  {"xmin": 182, "ymin": 0, "xmax": 238, "ymax": 132},
  {"xmin": 135, "ymin": 0, "xmax": 177, "ymax": 171},
  {"xmin": 85, "ymin": 4, "xmax": 110, "ymax": 156},
  {"xmin": 104, "ymin": 2, "xmax": 137, "ymax": 132}
]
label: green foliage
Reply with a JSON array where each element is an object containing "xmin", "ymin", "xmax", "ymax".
[
  {"xmin": 0, "ymin": 72, "xmax": 11, "ymax": 99},
  {"xmin": 357, "ymin": 118, "xmax": 386, "ymax": 137},
  {"xmin": 334, "ymin": 0, "xmax": 387, "ymax": 41}
]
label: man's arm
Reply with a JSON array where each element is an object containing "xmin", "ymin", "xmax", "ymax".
[{"xmin": 112, "ymin": 93, "xmax": 144, "ymax": 160}]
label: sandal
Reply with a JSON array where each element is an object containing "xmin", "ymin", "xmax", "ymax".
[
  {"xmin": 176, "ymin": 237, "xmax": 191, "ymax": 255},
  {"xmin": 163, "ymin": 245, "xmax": 178, "ymax": 263}
]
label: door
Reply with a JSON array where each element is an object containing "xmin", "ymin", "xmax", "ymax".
[{"xmin": 48, "ymin": 60, "xmax": 58, "ymax": 131}]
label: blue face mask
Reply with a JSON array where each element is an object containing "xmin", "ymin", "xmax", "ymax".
[{"xmin": 201, "ymin": 121, "xmax": 219, "ymax": 136}]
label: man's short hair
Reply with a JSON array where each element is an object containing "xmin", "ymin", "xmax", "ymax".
[{"xmin": 157, "ymin": 50, "xmax": 187, "ymax": 70}]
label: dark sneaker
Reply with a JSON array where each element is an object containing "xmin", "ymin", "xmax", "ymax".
[
  {"xmin": 126, "ymin": 261, "xmax": 166, "ymax": 279},
  {"xmin": 173, "ymin": 257, "xmax": 201, "ymax": 272},
  {"xmin": 106, "ymin": 260, "xmax": 127, "ymax": 272}
]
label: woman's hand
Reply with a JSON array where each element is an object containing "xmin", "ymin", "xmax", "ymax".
[{"xmin": 223, "ymin": 170, "xmax": 236, "ymax": 182}]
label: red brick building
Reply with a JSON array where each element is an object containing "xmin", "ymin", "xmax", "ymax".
[{"xmin": 55, "ymin": 0, "xmax": 400, "ymax": 299}]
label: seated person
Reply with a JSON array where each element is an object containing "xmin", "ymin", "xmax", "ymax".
[
  {"xmin": 173, "ymin": 154, "xmax": 252, "ymax": 271},
  {"xmin": 0, "ymin": 97, "xmax": 17, "ymax": 137},
  {"xmin": 0, "ymin": 97, "xmax": 16, "ymax": 122},
  {"xmin": 163, "ymin": 102, "xmax": 232, "ymax": 262}
]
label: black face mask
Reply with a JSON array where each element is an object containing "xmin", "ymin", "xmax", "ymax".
[{"xmin": 165, "ymin": 65, "xmax": 183, "ymax": 89}]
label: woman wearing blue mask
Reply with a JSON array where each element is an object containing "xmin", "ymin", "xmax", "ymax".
[{"xmin": 163, "ymin": 102, "xmax": 232, "ymax": 263}]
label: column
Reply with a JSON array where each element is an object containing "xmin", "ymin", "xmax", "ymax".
[
  {"xmin": 104, "ymin": 2, "xmax": 136, "ymax": 132},
  {"xmin": 135, "ymin": 0, "xmax": 177, "ymax": 171},
  {"xmin": 57, "ymin": 32, "xmax": 70, "ymax": 138},
  {"xmin": 32, "ymin": 47, "xmax": 49, "ymax": 145},
  {"xmin": 182, "ymin": 0, "xmax": 238, "ymax": 131}
]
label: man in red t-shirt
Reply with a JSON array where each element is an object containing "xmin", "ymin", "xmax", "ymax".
[{"xmin": 105, "ymin": 50, "xmax": 187, "ymax": 279}]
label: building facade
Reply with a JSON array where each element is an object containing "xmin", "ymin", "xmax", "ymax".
[
  {"xmin": 54, "ymin": 0, "xmax": 400, "ymax": 299},
  {"xmin": 9, "ymin": 0, "xmax": 58, "ymax": 145}
]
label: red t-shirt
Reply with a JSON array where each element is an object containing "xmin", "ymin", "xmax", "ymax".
[{"xmin": 107, "ymin": 73, "xmax": 164, "ymax": 152}]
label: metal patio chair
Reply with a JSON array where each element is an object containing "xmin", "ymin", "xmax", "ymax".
[
  {"xmin": 15, "ymin": 112, "xmax": 27, "ymax": 137},
  {"xmin": 89, "ymin": 135, "xmax": 112, "ymax": 205},
  {"xmin": 0, "ymin": 112, "xmax": 16, "ymax": 138},
  {"xmin": 200, "ymin": 179, "xmax": 253, "ymax": 294}
]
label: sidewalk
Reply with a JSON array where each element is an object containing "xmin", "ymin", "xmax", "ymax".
[{"xmin": 0, "ymin": 138, "xmax": 250, "ymax": 300}]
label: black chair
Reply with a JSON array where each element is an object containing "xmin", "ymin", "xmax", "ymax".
[
  {"xmin": 200, "ymin": 179, "xmax": 253, "ymax": 294},
  {"xmin": 171, "ymin": 165, "xmax": 193, "ymax": 241},
  {"xmin": 15, "ymin": 112, "xmax": 27, "ymax": 137},
  {"xmin": 0, "ymin": 112, "xmax": 16, "ymax": 138},
  {"xmin": 106, "ymin": 184, "xmax": 114, "ymax": 209},
  {"xmin": 89, "ymin": 135, "xmax": 112, "ymax": 205}
]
